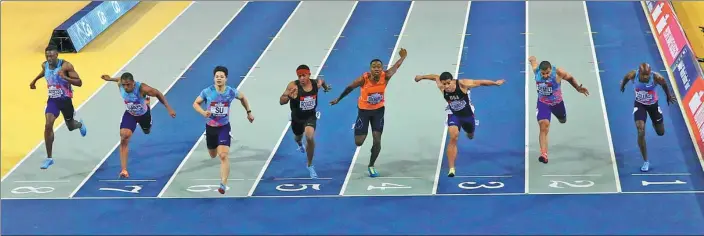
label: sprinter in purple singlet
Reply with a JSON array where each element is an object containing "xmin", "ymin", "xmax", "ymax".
[
  {"xmin": 193, "ymin": 66, "xmax": 254, "ymax": 194},
  {"xmin": 620, "ymin": 63, "xmax": 676, "ymax": 172},
  {"xmin": 30, "ymin": 45, "xmax": 87, "ymax": 169},
  {"xmin": 101, "ymin": 72, "xmax": 176, "ymax": 179},
  {"xmin": 415, "ymin": 72, "xmax": 504, "ymax": 177},
  {"xmin": 528, "ymin": 56, "xmax": 590, "ymax": 164}
]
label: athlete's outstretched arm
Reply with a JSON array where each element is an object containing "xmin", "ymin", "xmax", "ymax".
[
  {"xmin": 237, "ymin": 91, "xmax": 255, "ymax": 122},
  {"xmin": 330, "ymin": 76, "xmax": 364, "ymax": 105},
  {"xmin": 30, "ymin": 63, "xmax": 46, "ymax": 89},
  {"xmin": 557, "ymin": 68, "xmax": 589, "ymax": 96},
  {"xmin": 59, "ymin": 61, "xmax": 82, "ymax": 87},
  {"xmin": 141, "ymin": 83, "xmax": 176, "ymax": 118},
  {"xmin": 414, "ymin": 74, "xmax": 444, "ymax": 91},
  {"xmin": 280, "ymin": 81, "xmax": 296, "ymax": 105},
  {"xmin": 528, "ymin": 56, "xmax": 538, "ymax": 71},
  {"xmin": 460, "ymin": 78, "xmax": 505, "ymax": 89},
  {"xmin": 620, "ymin": 70, "xmax": 636, "ymax": 93},
  {"xmin": 317, "ymin": 78, "xmax": 332, "ymax": 92},
  {"xmin": 385, "ymin": 48, "xmax": 408, "ymax": 80},
  {"xmin": 653, "ymin": 72, "xmax": 677, "ymax": 104}
]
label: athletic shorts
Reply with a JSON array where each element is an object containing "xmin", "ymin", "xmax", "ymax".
[
  {"xmin": 448, "ymin": 114, "xmax": 475, "ymax": 134},
  {"xmin": 291, "ymin": 115, "xmax": 317, "ymax": 136},
  {"xmin": 536, "ymin": 100, "xmax": 566, "ymax": 122},
  {"xmin": 45, "ymin": 97, "xmax": 75, "ymax": 121},
  {"xmin": 634, "ymin": 101, "xmax": 663, "ymax": 125},
  {"xmin": 120, "ymin": 108, "xmax": 152, "ymax": 133},
  {"xmin": 206, "ymin": 123, "xmax": 231, "ymax": 150},
  {"xmin": 354, "ymin": 106, "xmax": 385, "ymax": 136}
]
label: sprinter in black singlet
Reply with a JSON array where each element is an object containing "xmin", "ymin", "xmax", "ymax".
[
  {"xmin": 415, "ymin": 72, "xmax": 504, "ymax": 177},
  {"xmin": 280, "ymin": 64, "xmax": 331, "ymax": 179}
]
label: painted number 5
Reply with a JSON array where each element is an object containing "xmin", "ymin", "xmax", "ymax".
[
  {"xmin": 276, "ymin": 184, "xmax": 321, "ymax": 192},
  {"xmin": 458, "ymin": 181, "xmax": 504, "ymax": 190}
]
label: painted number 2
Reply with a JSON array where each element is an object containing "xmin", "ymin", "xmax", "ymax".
[
  {"xmin": 458, "ymin": 181, "xmax": 504, "ymax": 190},
  {"xmin": 11, "ymin": 186, "xmax": 55, "ymax": 194},
  {"xmin": 99, "ymin": 185, "xmax": 142, "ymax": 194},
  {"xmin": 548, "ymin": 180, "xmax": 594, "ymax": 189},
  {"xmin": 276, "ymin": 184, "xmax": 321, "ymax": 192}
]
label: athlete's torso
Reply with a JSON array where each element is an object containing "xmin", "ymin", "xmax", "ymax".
[
  {"xmin": 290, "ymin": 79, "xmax": 319, "ymax": 119},
  {"xmin": 120, "ymin": 81, "xmax": 149, "ymax": 116},
  {"xmin": 634, "ymin": 69, "xmax": 659, "ymax": 105},
  {"xmin": 535, "ymin": 66, "xmax": 563, "ymax": 105},
  {"xmin": 201, "ymin": 85, "xmax": 239, "ymax": 127},
  {"xmin": 44, "ymin": 59, "xmax": 73, "ymax": 99},
  {"xmin": 358, "ymin": 71, "xmax": 387, "ymax": 110},
  {"xmin": 443, "ymin": 79, "xmax": 474, "ymax": 117}
]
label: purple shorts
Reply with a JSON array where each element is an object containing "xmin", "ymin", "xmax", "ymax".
[
  {"xmin": 45, "ymin": 97, "xmax": 75, "ymax": 121},
  {"xmin": 120, "ymin": 109, "xmax": 152, "ymax": 133},
  {"xmin": 536, "ymin": 100, "xmax": 566, "ymax": 122},
  {"xmin": 447, "ymin": 114, "xmax": 476, "ymax": 133},
  {"xmin": 205, "ymin": 123, "xmax": 231, "ymax": 150}
]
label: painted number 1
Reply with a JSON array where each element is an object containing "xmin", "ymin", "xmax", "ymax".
[{"xmin": 367, "ymin": 183, "xmax": 411, "ymax": 191}]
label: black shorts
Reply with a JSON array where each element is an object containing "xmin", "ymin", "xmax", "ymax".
[
  {"xmin": 291, "ymin": 115, "xmax": 317, "ymax": 136},
  {"xmin": 354, "ymin": 106, "xmax": 385, "ymax": 136},
  {"xmin": 205, "ymin": 123, "xmax": 231, "ymax": 150},
  {"xmin": 634, "ymin": 101, "xmax": 664, "ymax": 125}
]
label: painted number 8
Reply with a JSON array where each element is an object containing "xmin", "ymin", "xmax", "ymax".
[{"xmin": 11, "ymin": 186, "xmax": 55, "ymax": 194}]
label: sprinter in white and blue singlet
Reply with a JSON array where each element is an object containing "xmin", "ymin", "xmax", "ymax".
[
  {"xmin": 528, "ymin": 56, "xmax": 590, "ymax": 164},
  {"xmin": 193, "ymin": 66, "xmax": 254, "ymax": 194},
  {"xmin": 415, "ymin": 72, "xmax": 504, "ymax": 177},
  {"xmin": 280, "ymin": 65, "xmax": 331, "ymax": 179},
  {"xmin": 101, "ymin": 72, "xmax": 176, "ymax": 179},
  {"xmin": 30, "ymin": 45, "xmax": 88, "ymax": 169},
  {"xmin": 620, "ymin": 63, "xmax": 677, "ymax": 172}
]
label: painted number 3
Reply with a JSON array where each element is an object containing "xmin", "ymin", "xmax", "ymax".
[
  {"xmin": 11, "ymin": 186, "xmax": 55, "ymax": 194},
  {"xmin": 458, "ymin": 181, "xmax": 505, "ymax": 190}
]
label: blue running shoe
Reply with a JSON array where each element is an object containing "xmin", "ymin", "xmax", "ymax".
[
  {"xmin": 297, "ymin": 145, "xmax": 305, "ymax": 153},
  {"xmin": 641, "ymin": 161, "xmax": 650, "ymax": 172},
  {"xmin": 307, "ymin": 165, "xmax": 318, "ymax": 179},
  {"xmin": 79, "ymin": 119, "xmax": 87, "ymax": 137},
  {"xmin": 40, "ymin": 158, "xmax": 54, "ymax": 169},
  {"xmin": 368, "ymin": 166, "xmax": 379, "ymax": 177}
]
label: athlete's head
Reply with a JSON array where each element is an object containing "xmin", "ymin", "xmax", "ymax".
[
  {"xmin": 538, "ymin": 61, "xmax": 552, "ymax": 79},
  {"xmin": 120, "ymin": 72, "xmax": 136, "ymax": 93},
  {"xmin": 213, "ymin": 66, "xmax": 228, "ymax": 86},
  {"xmin": 296, "ymin": 64, "xmax": 311, "ymax": 84},
  {"xmin": 439, "ymin": 72, "xmax": 455, "ymax": 92},
  {"xmin": 638, "ymin": 63, "xmax": 651, "ymax": 82},
  {"xmin": 370, "ymin": 59, "xmax": 383, "ymax": 77},
  {"xmin": 45, "ymin": 45, "xmax": 59, "ymax": 67}
]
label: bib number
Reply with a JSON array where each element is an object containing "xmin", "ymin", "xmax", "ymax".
[
  {"xmin": 48, "ymin": 86, "xmax": 63, "ymax": 98},
  {"xmin": 125, "ymin": 102, "xmax": 145, "ymax": 114},
  {"xmin": 448, "ymin": 100, "xmax": 467, "ymax": 111},
  {"xmin": 210, "ymin": 103, "xmax": 230, "ymax": 117},
  {"xmin": 537, "ymin": 83, "xmax": 553, "ymax": 96},
  {"xmin": 635, "ymin": 91, "xmax": 653, "ymax": 102},
  {"xmin": 367, "ymin": 93, "xmax": 383, "ymax": 105},
  {"xmin": 299, "ymin": 95, "xmax": 317, "ymax": 111}
]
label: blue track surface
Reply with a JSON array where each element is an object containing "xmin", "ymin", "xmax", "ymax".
[
  {"xmin": 4, "ymin": 2, "xmax": 704, "ymax": 235},
  {"xmin": 252, "ymin": 1, "xmax": 410, "ymax": 196}
]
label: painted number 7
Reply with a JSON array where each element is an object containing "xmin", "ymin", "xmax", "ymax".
[{"xmin": 99, "ymin": 185, "xmax": 142, "ymax": 194}]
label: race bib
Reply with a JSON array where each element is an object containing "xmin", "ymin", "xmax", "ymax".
[
  {"xmin": 299, "ymin": 95, "xmax": 316, "ymax": 111},
  {"xmin": 210, "ymin": 102, "xmax": 230, "ymax": 117},
  {"xmin": 635, "ymin": 90, "xmax": 653, "ymax": 102},
  {"xmin": 48, "ymin": 86, "xmax": 63, "ymax": 98},
  {"xmin": 125, "ymin": 102, "xmax": 145, "ymax": 114},
  {"xmin": 367, "ymin": 93, "xmax": 383, "ymax": 105},
  {"xmin": 448, "ymin": 100, "xmax": 467, "ymax": 111},
  {"xmin": 537, "ymin": 83, "xmax": 553, "ymax": 96}
]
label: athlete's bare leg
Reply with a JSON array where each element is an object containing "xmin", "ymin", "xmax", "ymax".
[
  {"xmin": 304, "ymin": 126, "xmax": 315, "ymax": 166},
  {"xmin": 369, "ymin": 131, "xmax": 382, "ymax": 167},
  {"xmin": 538, "ymin": 119, "xmax": 550, "ymax": 163},
  {"xmin": 216, "ymin": 145, "xmax": 230, "ymax": 187},
  {"xmin": 119, "ymin": 128, "xmax": 133, "ymax": 178},
  {"xmin": 44, "ymin": 114, "xmax": 57, "ymax": 158},
  {"xmin": 447, "ymin": 126, "xmax": 460, "ymax": 177}
]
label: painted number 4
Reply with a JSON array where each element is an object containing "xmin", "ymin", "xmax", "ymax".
[
  {"xmin": 367, "ymin": 183, "xmax": 411, "ymax": 191},
  {"xmin": 99, "ymin": 185, "xmax": 142, "ymax": 194}
]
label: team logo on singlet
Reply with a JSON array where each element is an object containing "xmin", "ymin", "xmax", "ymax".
[
  {"xmin": 367, "ymin": 93, "xmax": 384, "ymax": 105},
  {"xmin": 299, "ymin": 95, "xmax": 317, "ymax": 111},
  {"xmin": 536, "ymin": 82, "xmax": 553, "ymax": 96},
  {"xmin": 210, "ymin": 102, "xmax": 230, "ymax": 117}
]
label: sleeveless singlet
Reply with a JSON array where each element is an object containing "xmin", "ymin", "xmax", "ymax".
[
  {"xmin": 45, "ymin": 59, "xmax": 73, "ymax": 99},
  {"xmin": 290, "ymin": 79, "xmax": 318, "ymax": 120},
  {"xmin": 358, "ymin": 71, "xmax": 387, "ymax": 110},
  {"xmin": 634, "ymin": 69, "xmax": 659, "ymax": 105},
  {"xmin": 444, "ymin": 79, "xmax": 474, "ymax": 117},
  {"xmin": 120, "ymin": 81, "xmax": 149, "ymax": 116},
  {"xmin": 535, "ymin": 66, "xmax": 563, "ymax": 105},
  {"xmin": 200, "ymin": 85, "xmax": 239, "ymax": 127}
]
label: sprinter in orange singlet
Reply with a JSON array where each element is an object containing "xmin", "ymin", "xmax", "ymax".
[{"xmin": 330, "ymin": 48, "xmax": 407, "ymax": 177}]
